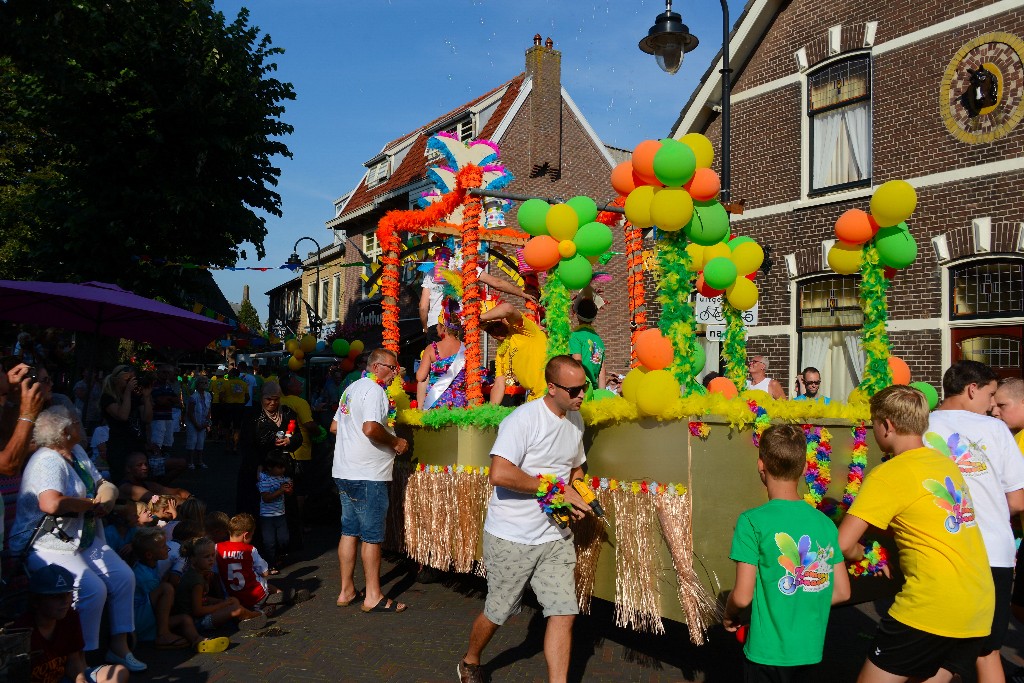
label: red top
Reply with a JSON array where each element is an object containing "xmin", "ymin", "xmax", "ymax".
[
  {"xmin": 216, "ymin": 541, "xmax": 267, "ymax": 608},
  {"xmin": 15, "ymin": 608, "xmax": 85, "ymax": 683}
]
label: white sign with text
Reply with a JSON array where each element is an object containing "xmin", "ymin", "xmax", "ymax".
[
  {"xmin": 695, "ymin": 294, "xmax": 758, "ymax": 327},
  {"xmin": 705, "ymin": 326, "xmax": 726, "ymax": 343}
]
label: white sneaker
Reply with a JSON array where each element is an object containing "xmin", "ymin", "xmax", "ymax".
[{"xmin": 106, "ymin": 651, "xmax": 147, "ymax": 672}]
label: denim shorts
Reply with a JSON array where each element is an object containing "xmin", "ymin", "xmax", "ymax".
[{"xmin": 335, "ymin": 479, "xmax": 389, "ymax": 544}]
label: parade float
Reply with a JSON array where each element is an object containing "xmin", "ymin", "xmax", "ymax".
[{"xmin": 289, "ymin": 130, "xmax": 928, "ymax": 642}]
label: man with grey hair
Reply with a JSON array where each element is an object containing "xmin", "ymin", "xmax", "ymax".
[
  {"xmin": 746, "ymin": 355, "xmax": 786, "ymax": 399},
  {"xmin": 331, "ymin": 348, "xmax": 409, "ymax": 613}
]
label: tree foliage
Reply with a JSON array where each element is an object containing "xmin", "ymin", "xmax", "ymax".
[
  {"xmin": 237, "ymin": 297, "xmax": 263, "ymax": 334},
  {"xmin": 0, "ymin": 0, "xmax": 295, "ymax": 302}
]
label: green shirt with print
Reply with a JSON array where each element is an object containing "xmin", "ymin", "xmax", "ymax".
[{"xmin": 568, "ymin": 326, "xmax": 604, "ymax": 387}]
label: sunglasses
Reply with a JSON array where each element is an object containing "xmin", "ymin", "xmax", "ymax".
[
  {"xmin": 805, "ymin": 381, "xmax": 821, "ymax": 386},
  {"xmin": 550, "ymin": 382, "xmax": 587, "ymax": 399},
  {"xmin": 375, "ymin": 362, "xmax": 400, "ymax": 372}
]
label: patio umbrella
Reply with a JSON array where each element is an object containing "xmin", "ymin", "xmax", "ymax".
[{"xmin": 0, "ymin": 280, "xmax": 230, "ymax": 349}]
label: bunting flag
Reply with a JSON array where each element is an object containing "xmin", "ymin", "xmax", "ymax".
[
  {"xmin": 132, "ymin": 256, "xmax": 368, "ymax": 271},
  {"xmin": 188, "ymin": 301, "xmax": 280, "ymax": 349}
]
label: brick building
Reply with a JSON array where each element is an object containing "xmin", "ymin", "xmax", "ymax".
[
  {"xmin": 323, "ymin": 36, "xmax": 632, "ymax": 372},
  {"xmin": 670, "ymin": 0, "xmax": 1024, "ymax": 399}
]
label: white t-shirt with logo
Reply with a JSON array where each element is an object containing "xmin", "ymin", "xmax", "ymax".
[
  {"xmin": 332, "ymin": 377, "xmax": 396, "ymax": 482},
  {"xmin": 483, "ymin": 398, "xmax": 586, "ymax": 545},
  {"xmin": 927, "ymin": 410, "xmax": 1024, "ymax": 567},
  {"xmin": 421, "ymin": 274, "xmax": 444, "ymax": 329}
]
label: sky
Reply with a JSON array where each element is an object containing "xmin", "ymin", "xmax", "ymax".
[{"xmin": 210, "ymin": 0, "xmax": 744, "ymax": 319}]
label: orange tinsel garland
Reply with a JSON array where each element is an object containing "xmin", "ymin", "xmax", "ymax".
[
  {"xmin": 459, "ymin": 168, "xmax": 485, "ymax": 406},
  {"xmin": 597, "ymin": 196, "xmax": 645, "ymax": 366}
]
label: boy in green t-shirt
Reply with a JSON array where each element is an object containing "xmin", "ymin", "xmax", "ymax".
[
  {"xmin": 568, "ymin": 298, "xmax": 606, "ymax": 390},
  {"xmin": 724, "ymin": 424, "xmax": 850, "ymax": 680},
  {"xmin": 838, "ymin": 385, "xmax": 994, "ymax": 682}
]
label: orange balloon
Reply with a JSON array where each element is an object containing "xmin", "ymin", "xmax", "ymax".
[
  {"xmin": 696, "ymin": 273, "xmax": 724, "ymax": 298},
  {"xmin": 708, "ymin": 376, "xmax": 739, "ymax": 399},
  {"xmin": 835, "ymin": 209, "xmax": 877, "ymax": 245},
  {"xmin": 631, "ymin": 140, "xmax": 662, "ymax": 186},
  {"xmin": 888, "ymin": 356, "xmax": 911, "ymax": 385},
  {"xmin": 523, "ymin": 235, "xmax": 561, "ymax": 271},
  {"xmin": 611, "ymin": 161, "xmax": 639, "ymax": 196},
  {"xmin": 635, "ymin": 328, "xmax": 674, "ymax": 371},
  {"xmin": 684, "ymin": 168, "xmax": 721, "ymax": 201}
]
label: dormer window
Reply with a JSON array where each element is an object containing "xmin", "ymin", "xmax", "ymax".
[
  {"xmin": 366, "ymin": 159, "xmax": 390, "ymax": 188},
  {"xmin": 426, "ymin": 117, "xmax": 474, "ymax": 162}
]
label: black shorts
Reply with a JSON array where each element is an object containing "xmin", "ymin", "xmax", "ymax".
[
  {"xmin": 225, "ymin": 404, "xmax": 244, "ymax": 430},
  {"xmin": 211, "ymin": 403, "xmax": 223, "ymax": 426},
  {"xmin": 983, "ymin": 566, "xmax": 1013, "ymax": 654},
  {"xmin": 744, "ymin": 660, "xmax": 810, "ymax": 683},
  {"xmin": 868, "ymin": 615, "xmax": 984, "ymax": 679},
  {"xmin": 290, "ymin": 459, "xmax": 311, "ymax": 497},
  {"xmin": 1013, "ymin": 543, "xmax": 1024, "ymax": 608}
]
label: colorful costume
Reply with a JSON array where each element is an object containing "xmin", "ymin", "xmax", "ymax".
[{"xmin": 424, "ymin": 342, "xmax": 467, "ymax": 409}]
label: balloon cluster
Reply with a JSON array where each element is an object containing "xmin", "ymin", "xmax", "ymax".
[
  {"xmin": 686, "ymin": 236, "xmax": 763, "ymax": 311},
  {"xmin": 615, "ymin": 328, "xmax": 704, "ymax": 417},
  {"xmin": 518, "ymin": 196, "xmax": 614, "ymax": 289},
  {"xmin": 827, "ymin": 180, "xmax": 919, "ymax": 276},
  {"xmin": 330, "ymin": 338, "xmax": 365, "ymax": 373},
  {"xmin": 284, "ymin": 334, "xmax": 318, "ymax": 371}
]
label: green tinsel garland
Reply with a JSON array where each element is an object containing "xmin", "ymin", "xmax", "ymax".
[
  {"xmin": 722, "ymin": 301, "xmax": 748, "ymax": 389},
  {"xmin": 857, "ymin": 244, "xmax": 893, "ymax": 396},
  {"xmin": 656, "ymin": 230, "xmax": 701, "ymax": 395},
  {"xmin": 411, "ymin": 403, "xmax": 515, "ymax": 430},
  {"xmin": 541, "ymin": 274, "xmax": 571, "ymax": 360}
]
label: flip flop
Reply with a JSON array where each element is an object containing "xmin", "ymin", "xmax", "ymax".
[
  {"xmin": 195, "ymin": 637, "xmax": 229, "ymax": 654},
  {"xmin": 361, "ymin": 597, "xmax": 408, "ymax": 613},
  {"xmin": 155, "ymin": 637, "xmax": 189, "ymax": 650},
  {"xmin": 336, "ymin": 589, "xmax": 365, "ymax": 607}
]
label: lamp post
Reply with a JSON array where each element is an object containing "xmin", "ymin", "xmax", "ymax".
[
  {"xmin": 286, "ymin": 236, "xmax": 323, "ymax": 337},
  {"xmin": 639, "ymin": 0, "xmax": 732, "ymax": 204}
]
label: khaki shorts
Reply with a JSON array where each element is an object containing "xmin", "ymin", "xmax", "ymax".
[{"xmin": 483, "ymin": 532, "xmax": 578, "ymax": 625}]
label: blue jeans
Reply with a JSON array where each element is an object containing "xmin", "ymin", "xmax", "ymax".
[
  {"xmin": 335, "ymin": 479, "xmax": 389, "ymax": 544},
  {"xmin": 259, "ymin": 515, "xmax": 289, "ymax": 567}
]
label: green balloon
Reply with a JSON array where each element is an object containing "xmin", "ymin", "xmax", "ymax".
[
  {"xmin": 704, "ymin": 256, "xmax": 738, "ymax": 290},
  {"xmin": 875, "ymin": 225, "xmax": 917, "ymax": 269},
  {"xmin": 684, "ymin": 200, "xmax": 730, "ymax": 246},
  {"xmin": 332, "ymin": 339, "xmax": 350, "ymax": 356},
  {"xmin": 653, "ymin": 138, "xmax": 697, "ymax": 187},
  {"xmin": 590, "ymin": 388, "xmax": 617, "ymax": 401},
  {"xmin": 556, "ymin": 254, "xmax": 593, "ymax": 290},
  {"xmin": 517, "ymin": 198, "xmax": 551, "ymax": 236},
  {"xmin": 691, "ymin": 343, "xmax": 706, "ymax": 374},
  {"xmin": 574, "ymin": 222, "xmax": 614, "ymax": 257},
  {"xmin": 566, "ymin": 196, "xmax": 598, "ymax": 226},
  {"xmin": 729, "ymin": 236, "xmax": 755, "ymax": 249},
  {"xmin": 910, "ymin": 381, "xmax": 939, "ymax": 410}
]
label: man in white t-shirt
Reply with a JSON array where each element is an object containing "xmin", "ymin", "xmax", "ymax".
[
  {"xmin": 330, "ymin": 348, "xmax": 408, "ymax": 614},
  {"xmin": 458, "ymin": 355, "xmax": 592, "ymax": 683},
  {"xmin": 746, "ymin": 355, "xmax": 785, "ymax": 399},
  {"xmin": 926, "ymin": 360, "xmax": 1024, "ymax": 683}
]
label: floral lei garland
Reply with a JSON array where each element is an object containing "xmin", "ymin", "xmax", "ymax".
[
  {"xmin": 747, "ymin": 401, "xmax": 770, "ymax": 447},
  {"xmin": 803, "ymin": 425, "xmax": 832, "ymax": 508},
  {"xmin": 363, "ymin": 370, "xmax": 397, "ymax": 428}
]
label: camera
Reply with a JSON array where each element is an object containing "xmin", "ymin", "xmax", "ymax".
[{"xmin": 25, "ymin": 366, "xmax": 38, "ymax": 382}]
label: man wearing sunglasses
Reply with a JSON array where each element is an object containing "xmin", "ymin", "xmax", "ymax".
[
  {"xmin": 331, "ymin": 348, "xmax": 409, "ymax": 614},
  {"xmin": 459, "ymin": 355, "xmax": 592, "ymax": 683},
  {"xmin": 793, "ymin": 366, "xmax": 831, "ymax": 404},
  {"xmin": 746, "ymin": 355, "xmax": 786, "ymax": 400}
]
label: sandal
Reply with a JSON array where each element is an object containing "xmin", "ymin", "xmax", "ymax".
[
  {"xmin": 155, "ymin": 637, "xmax": 189, "ymax": 650},
  {"xmin": 361, "ymin": 597, "xmax": 408, "ymax": 613},
  {"xmin": 195, "ymin": 637, "xmax": 229, "ymax": 654},
  {"xmin": 337, "ymin": 588, "xmax": 365, "ymax": 607}
]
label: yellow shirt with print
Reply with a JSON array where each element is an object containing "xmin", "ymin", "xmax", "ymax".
[
  {"xmin": 495, "ymin": 317, "xmax": 547, "ymax": 401},
  {"xmin": 222, "ymin": 378, "xmax": 248, "ymax": 405},
  {"xmin": 209, "ymin": 376, "xmax": 225, "ymax": 404},
  {"xmin": 848, "ymin": 446, "xmax": 994, "ymax": 638},
  {"xmin": 280, "ymin": 395, "xmax": 313, "ymax": 461}
]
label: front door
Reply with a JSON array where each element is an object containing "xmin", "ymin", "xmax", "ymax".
[{"xmin": 951, "ymin": 325, "xmax": 1024, "ymax": 380}]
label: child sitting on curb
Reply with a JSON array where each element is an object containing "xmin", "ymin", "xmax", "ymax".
[{"xmin": 173, "ymin": 536, "xmax": 267, "ymax": 632}]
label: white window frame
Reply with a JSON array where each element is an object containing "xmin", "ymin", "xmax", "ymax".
[
  {"xmin": 363, "ymin": 232, "xmax": 381, "ymax": 259},
  {"xmin": 426, "ymin": 117, "xmax": 474, "ymax": 162},
  {"xmin": 320, "ymin": 278, "xmax": 329, "ymax": 319},
  {"xmin": 332, "ymin": 274, "xmax": 342, "ymax": 321},
  {"xmin": 366, "ymin": 159, "xmax": 390, "ymax": 188}
]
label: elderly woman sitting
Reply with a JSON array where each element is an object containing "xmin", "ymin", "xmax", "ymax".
[{"xmin": 8, "ymin": 406, "xmax": 146, "ymax": 673}]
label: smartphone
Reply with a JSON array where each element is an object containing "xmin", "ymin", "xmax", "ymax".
[{"xmin": 25, "ymin": 366, "xmax": 38, "ymax": 383}]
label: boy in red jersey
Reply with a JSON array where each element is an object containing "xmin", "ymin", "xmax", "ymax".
[{"xmin": 216, "ymin": 513, "xmax": 307, "ymax": 609}]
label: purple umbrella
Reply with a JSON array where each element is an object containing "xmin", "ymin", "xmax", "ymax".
[{"xmin": 0, "ymin": 280, "xmax": 229, "ymax": 349}]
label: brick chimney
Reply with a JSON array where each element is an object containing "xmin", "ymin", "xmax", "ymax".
[
  {"xmin": 242, "ymin": 285, "xmax": 250, "ymax": 303},
  {"xmin": 525, "ymin": 35, "xmax": 562, "ymax": 180}
]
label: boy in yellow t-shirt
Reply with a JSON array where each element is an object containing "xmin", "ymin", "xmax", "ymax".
[
  {"xmin": 481, "ymin": 302, "xmax": 547, "ymax": 405},
  {"xmin": 839, "ymin": 385, "xmax": 994, "ymax": 683},
  {"xmin": 993, "ymin": 377, "xmax": 1024, "ymax": 625}
]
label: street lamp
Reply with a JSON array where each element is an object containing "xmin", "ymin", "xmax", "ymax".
[
  {"xmin": 287, "ymin": 236, "xmax": 323, "ymax": 337},
  {"xmin": 639, "ymin": 0, "xmax": 733, "ymax": 204}
]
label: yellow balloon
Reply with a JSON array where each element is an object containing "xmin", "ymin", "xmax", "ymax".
[
  {"xmin": 624, "ymin": 186, "xmax": 657, "ymax": 228},
  {"xmin": 685, "ymin": 242, "xmax": 705, "ymax": 265},
  {"xmin": 300, "ymin": 334, "xmax": 316, "ymax": 353},
  {"xmin": 649, "ymin": 187, "xmax": 694, "ymax": 232},
  {"xmin": 870, "ymin": 179, "xmax": 917, "ymax": 228},
  {"xmin": 731, "ymin": 242, "xmax": 764, "ymax": 276},
  {"xmin": 350, "ymin": 339, "xmax": 365, "ymax": 354},
  {"xmin": 547, "ymin": 203, "xmax": 579, "ymax": 241},
  {"xmin": 288, "ymin": 356, "xmax": 304, "ymax": 371},
  {"xmin": 681, "ymin": 133, "xmax": 715, "ymax": 169},
  {"xmin": 827, "ymin": 242, "xmax": 864, "ymax": 275},
  {"xmin": 621, "ymin": 367, "xmax": 649, "ymax": 403},
  {"xmin": 292, "ymin": 348, "xmax": 304, "ymax": 360},
  {"xmin": 702, "ymin": 242, "xmax": 731, "ymax": 269},
  {"xmin": 725, "ymin": 277, "xmax": 759, "ymax": 311},
  {"xmin": 558, "ymin": 239, "xmax": 577, "ymax": 258},
  {"xmin": 285, "ymin": 339, "xmax": 299, "ymax": 353},
  {"xmin": 636, "ymin": 369, "xmax": 680, "ymax": 417}
]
